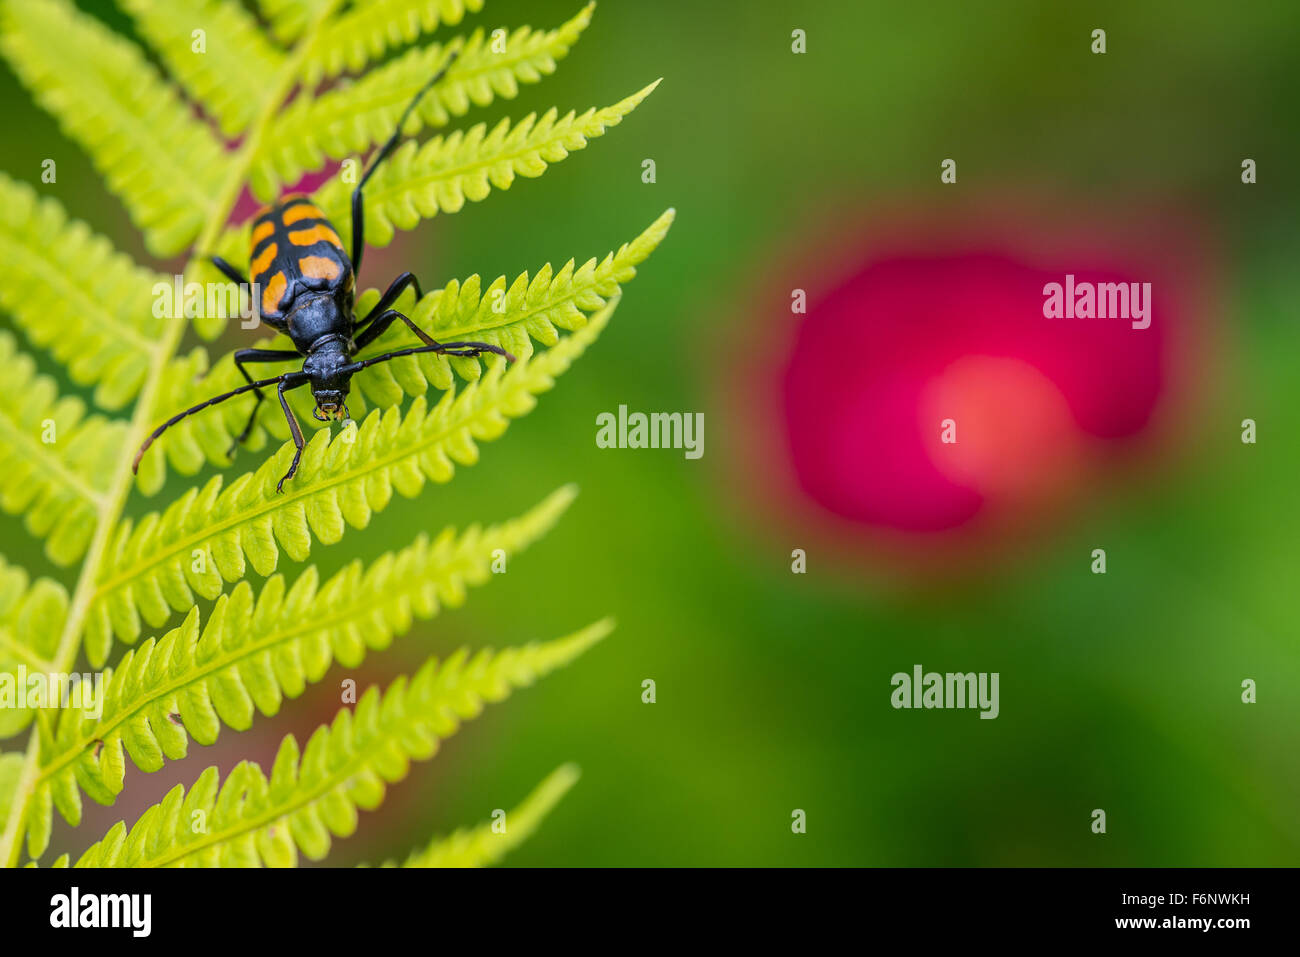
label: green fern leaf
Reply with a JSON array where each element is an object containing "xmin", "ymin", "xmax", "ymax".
[
  {"xmin": 0, "ymin": 556, "xmax": 69, "ymax": 738},
  {"xmin": 0, "ymin": 172, "xmax": 164, "ymax": 410},
  {"xmin": 396, "ymin": 762, "xmax": 579, "ymax": 867},
  {"xmin": 0, "ymin": 0, "xmax": 228, "ymax": 256},
  {"xmin": 354, "ymin": 208, "xmax": 676, "ymax": 399},
  {"xmin": 0, "ymin": 333, "xmax": 128, "ymax": 566},
  {"xmin": 117, "ymin": 0, "xmax": 287, "ymax": 138},
  {"xmin": 71, "ymin": 621, "xmax": 609, "ymax": 867},
  {"xmin": 252, "ymin": 4, "xmax": 594, "ymax": 198},
  {"xmin": 255, "ymin": 0, "xmax": 330, "ymax": 44},
  {"xmin": 93, "ymin": 297, "xmax": 615, "ymax": 662},
  {"xmin": 302, "ymin": 0, "xmax": 485, "ymax": 85},
  {"xmin": 25, "ymin": 487, "xmax": 575, "ymax": 849},
  {"xmin": 313, "ymin": 80, "xmax": 660, "ymax": 248},
  {"xmin": 156, "ymin": 211, "xmax": 671, "ymax": 468}
]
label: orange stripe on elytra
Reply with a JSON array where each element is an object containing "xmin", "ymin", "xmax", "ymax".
[
  {"xmin": 250, "ymin": 242, "xmax": 278, "ymax": 278},
  {"xmin": 298, "ymin": 256, "xmax": 342, "ymax": 282},
  {"xmin": 283, "ymin": 203, "xmax": 325, "ymax": 224},
  {"xmin": 250, "ymin": 221, "xmax": 275, "ymax": 246},
  {"xmin": 288, "ymin": 224, "xmax": 342, "ymax": 248},
  {"xmin": 261, "ymin": 273, "xmax": 287, "ymax": 316}
]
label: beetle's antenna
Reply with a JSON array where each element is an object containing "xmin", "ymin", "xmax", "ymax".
[
  {"xmin": 357, "ymin": 44, "xmax": 463, "ymax": 192},
  {"xmin": 351, "ymin": 44, "xmax": 463, "ymax": 275},
  {"xmin": 348, "ymin": 340, "xmax": 516, "ymax": 375},
  {"xmin": 133, "ymin": 373, "xmax": 305, "ymax": 474}
]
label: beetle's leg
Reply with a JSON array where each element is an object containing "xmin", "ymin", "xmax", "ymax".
[
  {"xmin": 353, "ymin": 308, "xmax": 511, "ymax": 360},
  {"xmin": 354, "ymin": 272, "xmax": 423, "ymax": 334},
  {"xmin": 350, "ymin": 48, "xmax": 461, "ymax": 275},
  {"xmin": 346, "ymin": 340, "xmax": 516, "ymax": 377},
  {"xmin": 229, "ymin": 348, "xmax": 301, "ymax": 457},
  {"xmin": 211, "ymin": 255, "xmax": 249, "ymax": 287},
  {"xmin": 275, "ymin": 376, "xmax": 311, "ymax": 493},
  {"xmin": 353, "ymin": 309, "xmax": 441, "ymax": 351}
]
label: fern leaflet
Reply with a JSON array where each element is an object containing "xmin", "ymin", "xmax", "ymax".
[
  {"xmin": 396, "ymin": 762, "xmax": 579, "ymax": 867},
  {"xmin": 0, "ymin": 557, "xmax": 69, "ymax": 738},
  {"xmin": 118, "ymin": 0, "xmax": 287, "ymax": 138},
  {"xmin": 353, "ymin": 208, "xmax": 677, "ymax": 396},
  {"xmin": 252, "ymin": 4, "xmax": 594, "ymax": 198},
  {"xmin": 255, "ymin": 0, "xmax": 331, "ymax": 44},
  {"xmin": 69, "ymin": 622, "xmax": 610, "ymax": 867},
  {"xmin": 0, "ymin": 173, "xmax": 164, "ymax": 410},
  {"xmin": 0, "ymin": 334, "xmax": 129, "ymax": 566},
  {"xmin": 314, "ymin": 80, "xmax": 661, "ymax": 247},
  {"xmin": 0, "ymin": 0, "xmax": 228, "ymax": 255},
  {"xmin": 302, "ymin": 0, "xmax": 485, "ymax": 85}
]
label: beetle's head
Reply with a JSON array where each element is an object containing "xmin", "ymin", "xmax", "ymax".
[{"xmin": 303, "ymin": 337, "xmax": 354, "ymax": 421}]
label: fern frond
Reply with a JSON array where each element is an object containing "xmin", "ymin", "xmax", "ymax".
[
  {"xmin": 314, "ymin": 80, "xmax": 660, "ymax": 248},
  {"xmin": 255, "ymin": 0, "xmax": 330, "ymax": 44},
  {"xmin": 302, "ymin": 0, "xmax": 485, "ymax": 85},
  {"xmin": 0, "ymin": 556, "xmax": 69, "ymax": 738},
  {"xmin": 0, "ymin": 172, "xmax": 163, "ymax": 410},
  {"xmin": 92, "ymin": 298, "xmax": 616, "ymax": 661},
  {"xmin": 158, "ymin": 211, "xmax": 671, "ymax": 460},
  {"xmin": 0, "ymin": 0, "xmax": 228, "ymax": 255},
  {"xmin": 71, "ymin": 621, "xmax": 610, "ymax": 867},
  {"xmin": 396, "ymin": 762, "xmax": 579, "ymax": 867},
  {"xmin": 117, "ymin": 0, "xmax": 286, "ymax": 138},
  {"xmin": 0, "ymin": 334, "xmax": 128, "ymax": 566},
  {"xmin": 25, "ymin": 487, "xmax": 575, "ymax": 851},
  {"xmin": 252, "ymin": 4, "xmax": 594, "ymax": 198},
  {"xmin": 354, "ymin": 208, "xmax": 676, "ymax": 399}
]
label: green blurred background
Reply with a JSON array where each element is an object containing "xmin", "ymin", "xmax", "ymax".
[{"xmin": 2, "ymin": 0, "xmax": 1297, "ymax": 865}]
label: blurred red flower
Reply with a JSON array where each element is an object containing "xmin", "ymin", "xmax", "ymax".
[{"xmin": 726, "ymin": 197, "xmax": 1218, "ymax": 573}]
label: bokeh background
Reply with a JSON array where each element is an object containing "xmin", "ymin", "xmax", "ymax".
[{"xmin": 2, "ymin": 0, "xmax": 1298, "ymax": 865}]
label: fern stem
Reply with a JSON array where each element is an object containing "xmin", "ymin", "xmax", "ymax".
[{"xmin": 0, "ymin": 0, "xmax": 347, "ymax": 868}]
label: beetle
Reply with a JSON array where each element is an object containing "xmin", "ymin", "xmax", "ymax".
[{"xmin": 133, "ymin": 48, "xmax": 512, "ymax": 492}]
